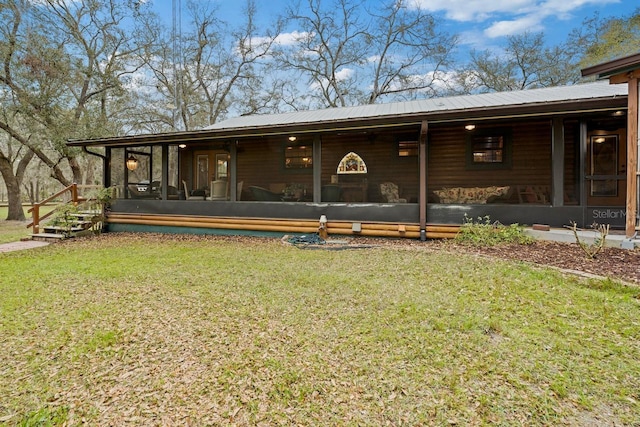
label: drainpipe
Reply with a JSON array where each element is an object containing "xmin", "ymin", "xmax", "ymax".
[{"xmin": 419, "ymin": 120, "xmax": 429, "ymax": 241}]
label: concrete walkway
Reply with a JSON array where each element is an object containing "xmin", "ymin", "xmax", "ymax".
[
  {"xmin": 0, "ymin": 240, "xmax": 49, "ymax": 253},
  {"xmin": 525, "ymin": 227, "xmax": 638, "ymax": 249}
]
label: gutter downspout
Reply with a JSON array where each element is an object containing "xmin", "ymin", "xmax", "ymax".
[{"xmin": 419, "ymin": 120, "xmax": 428, "ymax": 241}]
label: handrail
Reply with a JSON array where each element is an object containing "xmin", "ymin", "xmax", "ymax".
[{"xmin": 27, "ymin": 183, "xmax": 80, "ymax": 234}]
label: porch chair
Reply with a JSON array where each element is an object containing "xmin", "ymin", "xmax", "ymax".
[
  {"xmin": 209, "ymin": 180, "xmax": 228, "ymax": 201},
  {"xmin": 517, "ymin": 185, "xmax": 549, "ymax": 204},
  {"xmin": 379, "ymin": 182, "xmax": 407, "ymax": 203},
  {"xmin": 182, "ymin": 180, "xmax": 206, "ymax": 200},
  {"xmin": 127, "ymin": 184, "xmax": 159, "ymax": 199},
  {"xmin": 269, "ymin": 183, "xmax": 287, "ymax": 194},
  {"xmin": 237, "ymin": 181, "xmax": 243, "ymax": 201},
  {"xmin": 321, "ymin": 184, "xmax": 342, "ymax": 202},
  {"xmin": 249, "ymin": 185, "xmax": 282, "ymax": 201}
]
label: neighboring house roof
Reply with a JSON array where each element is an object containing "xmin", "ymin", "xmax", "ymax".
[
  {"xmin": 68, "ymin": 82, "xmax": 628, "ymax": 147},
  {"xmin": 581, "ymin": 52, "xmax": 640, "ymax": 80}
]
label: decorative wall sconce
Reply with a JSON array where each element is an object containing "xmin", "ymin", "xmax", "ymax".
[
  {"xmin": 288, "ymin": 136, "xmax": 297, "ymax": 142},
  {"xmin": 178, "ymin": 143, "xmax": 187, "ymax": 149},
  {"xmin": 126, "ymin": 154, "xmax": 139, "ymax": 171},
  {"xmin": 464, "ymin": 124, "xmax": 476, "ymax": 131}
]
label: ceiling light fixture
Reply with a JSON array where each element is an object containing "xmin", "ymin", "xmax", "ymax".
[
  {"xmin": 464, "ymin": 124, "xmax": 476, "ymax": 131},
  {"xmin": 126, "ymin": 155, "xmax": 138, "ymax": 171}
]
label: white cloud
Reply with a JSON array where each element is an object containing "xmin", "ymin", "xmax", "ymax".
[
  {"xmin": 484, "ymin": 15, "xmax": 544, "ymax": 38},
  {"xmin": 409, "ymin": 0, "xmax": 533, "ymax": 22},
  {"xmin": 334, "ymin": 68, "xmax": 354, "ymax": 81},
  {"xmin": 410, "ymin": 0, "xmax": 622, "ymax": 39},
  {"xmin": 309, "ymin": 68, "xmax": 355, "ymax": 91},
  {"xmin": 251, "ymin": 31, "xmax": 313, "ymax": 47}
]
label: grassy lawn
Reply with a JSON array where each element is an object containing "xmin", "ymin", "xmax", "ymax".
[
  {"xmin": 0, "ymin": 234, "xmax": 638, "ymax": 425},
  {"xmin": 0, "ymin": 206, "xmax": 57, "ymax": 244}
]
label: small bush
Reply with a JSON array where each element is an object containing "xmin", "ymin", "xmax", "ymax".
[
  {"xmin": 455, "ymin": 214, "xmax": 534, "ymax": 246},
  {"xmin": 569, "ymin": 221, "xmax": 609, "ymax": 259},
  {"xmin": 49, "ymin": 204, "xmax": 80, "ymax": 236}
]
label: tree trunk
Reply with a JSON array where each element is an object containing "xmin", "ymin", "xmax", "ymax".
[
  {"xmin": 0, "ymin": 149, "xmax": 34, "ymax": 221},
  {"xmin": 0, "ymin": 160, "xmax": 25, "ymax": 221}
]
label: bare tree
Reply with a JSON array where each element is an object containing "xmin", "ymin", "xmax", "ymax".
[
  {"xmin": 367, "ymin": 0, "xmax": 457, "ymax": 103},
  {"xmin": 275, "ymin": 0, "xmax": 457, "ymax": 108},
  {"xmin": 138, "ymin": 0, "xmax": 285, "ymax": 131},
  {"xmin": 0, "ymin": 0, "xmax": 150, "ymax": 218},
  {"xmin": 460, "ymin": 32, "xmax": 582, "ymax": 93},
  {"xmin": 277, "ymin": 0, "xmax": 369, "ymax": 108}
]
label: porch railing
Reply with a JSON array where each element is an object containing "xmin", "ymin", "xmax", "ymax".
[{"xmin": 27, "ymin": 183, "xmax": 82, "ymax": 234}]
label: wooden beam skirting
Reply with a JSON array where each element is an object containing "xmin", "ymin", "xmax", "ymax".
[{"xmin": 106, "ymin": 213, "xmax": 460, "ymax": 239}]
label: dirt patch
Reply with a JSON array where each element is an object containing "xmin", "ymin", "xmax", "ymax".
[{"xmin": 352, "ymin": 237, "xmax": 640, "ymax": 286}]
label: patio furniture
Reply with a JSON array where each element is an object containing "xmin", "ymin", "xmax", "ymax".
[
  {"xmin": 182, "ymin": 180, "xmax": 206, "ymax": 200},
  {"xmin": 209, "ymin": 180, "xmax": 228, "ymax": 200},
  {"xmin": 249, "ymin": 185, "xmax": 282, "ymax": 201},
  {"xmin": 165, "ymin": 185, "xmax": 180, "ymax": 200},
  {"xmin": 128, "ymin": 184, "xmax": 159, "ymax": 199},
  {"xmin": 432, "ymin": 186, "xmax": 511, "ymax": 204},
  {"xmin": 321, "ymin": 184, "xmax": 342, "ymax": 202},
  {"xmin": 517, "ymin": 185, "xmax": 549, "ymax": 204},
  {"xmin": 237, "ymin": 181, "xmax": 243, "ymax": 200},
  {"xmin": 380, "ymin": 182, "xmax": 407, "ymax": 203}
]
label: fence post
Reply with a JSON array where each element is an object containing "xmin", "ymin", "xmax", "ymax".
[
  {"xmin": 32, "ymin": 203, "xmax": 40, "ymax": 235},
  {"xmin": 71, "ymin": 183, "xmax": 78, "ymax": 204}
]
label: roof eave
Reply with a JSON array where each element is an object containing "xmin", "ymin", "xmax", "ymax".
[
  {"xmin": 581, "ymin": 52, "xmax": 640, "ymax": 79},
  {"xmin": 67, "ymin": 96, "xmax": 628, "ymax": 148}
]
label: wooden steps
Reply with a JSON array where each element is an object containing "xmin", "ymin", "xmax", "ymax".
[
  {"xmin": 31, "ymin": 209, "xmax": 101, "ymax": 241},
  {"xmin": 30, "ymin": 232, "xmax": 67, "ymax": 242}
]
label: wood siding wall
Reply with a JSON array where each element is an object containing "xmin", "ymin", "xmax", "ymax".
[
  {"xmin": 320, "ymin": 130, "xmax": 420, "ymax": 202},
  {"xmin": 178, "ymin": 119, "xmax": 590, "ymax": 204},
  {"xmin": 235, "ymin": 128, "xmax": 421, "ymax": 202},
  {"xmin": 237, "ymin": 138, "xmax": 315, "ymax": 200},
  {"xmin": 427, "ymin": 120, "xmax": 553, "ymax": 193}
]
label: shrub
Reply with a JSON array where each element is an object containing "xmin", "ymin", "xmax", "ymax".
[
  {"xmin": 455, "ymin": 214, "xmax": 534, "ymax": 246},
  {"xmin": 569, "ymin": 221, "xmax": 609, "ymax": 259}
]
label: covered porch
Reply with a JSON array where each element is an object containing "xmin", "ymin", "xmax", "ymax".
[{"xmin": 70, "ymin": 82, "xmax": 631, "ymax": 240}]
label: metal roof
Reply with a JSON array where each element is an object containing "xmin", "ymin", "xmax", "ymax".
[
  {"xmin": 205, "ymin": 82, "xmax": 628, "ymax": 131},
  {"xmin": 68, "ymin": 82, "xmax": 627, "ymax": 147}
]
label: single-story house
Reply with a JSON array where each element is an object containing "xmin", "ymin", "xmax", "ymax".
[{"xmin": 68, "ymin": 79, "xmax": 638, "ymax": 240}]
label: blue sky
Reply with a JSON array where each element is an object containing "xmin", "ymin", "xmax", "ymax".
[{"xmin": 151, "ymin": 0, "xmax": 636, "ymax": 59}]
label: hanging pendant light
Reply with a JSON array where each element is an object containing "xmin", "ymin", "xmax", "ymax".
[{"xmin": 126, "ymin": 155, "xmax": 139, "ymax": 171}]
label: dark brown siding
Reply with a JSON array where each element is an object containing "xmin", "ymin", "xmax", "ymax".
[
  {"xmin": 427, "ymin": 120, "xmax": 553, "ymax": 191},
  {"xmin": 320, "ymin": 128, "xmax": 420, "ymax": 202}
]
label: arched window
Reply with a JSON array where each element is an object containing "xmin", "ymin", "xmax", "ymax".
[{"xmin": 337, "ymin": 152, "xmax": 367, "ymax": 174}]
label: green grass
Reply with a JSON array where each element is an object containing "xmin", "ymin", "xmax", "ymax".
[
  {"xmin": 0, "ymin": 206, "xmax": 57, "ymax": 244},
  {"xmin": 0, "ymin": 233, "xmax": 638, "ymax": 425}
]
